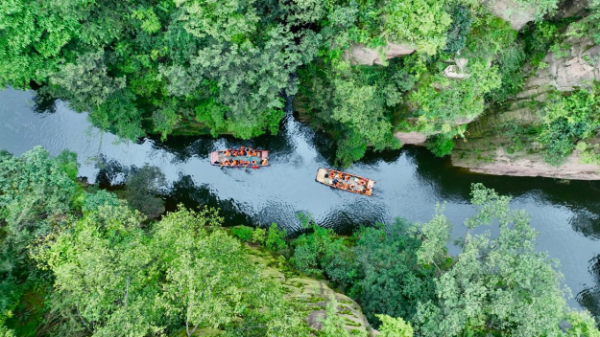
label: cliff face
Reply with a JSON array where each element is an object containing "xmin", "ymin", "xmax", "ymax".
[{"xmin": 451, "ymin": 23, "xmax": 600, "ymax": 180}]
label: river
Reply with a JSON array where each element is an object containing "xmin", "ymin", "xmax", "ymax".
[{"xmin": 1, "ymin": 88, "xmax": 600, "ymax": 316}]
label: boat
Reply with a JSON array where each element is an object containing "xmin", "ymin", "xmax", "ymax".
[
  {"xmin": 210, "ymin": 147, "xmax": 270, "ymax": 168},
  {"xmin": 315, "ymin": 168, "xmax": 375, "ymax": 196}
]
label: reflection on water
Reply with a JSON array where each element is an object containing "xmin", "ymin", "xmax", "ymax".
[
  {"xmin": 577, "ymin": 254, "xmax": 600, "ymax": 320},
  {"xmin": 1, "ymin": 88, "xmax": 600, "ymax": 316}
]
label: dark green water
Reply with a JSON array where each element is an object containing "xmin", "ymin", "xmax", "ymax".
[{"xmin": 1, "ymin": 88, "xmax": 600, "ymax": 315}]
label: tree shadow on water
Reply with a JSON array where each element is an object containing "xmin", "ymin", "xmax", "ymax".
[
  {"xmin": 165, "ymin": 174, "xmax": 254, "ymax": 227},
  {"xmin": 577, "ymin": 254, "xmax": 600, "ymax": 324},
  {"xmin": 31, "ymin": 89, "xmax": 58, "ymax": 115}
]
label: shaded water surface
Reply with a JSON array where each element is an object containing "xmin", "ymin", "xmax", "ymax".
[{"xmin": 1, "ymin": 88, "xmax": 600, "ymax": 314}]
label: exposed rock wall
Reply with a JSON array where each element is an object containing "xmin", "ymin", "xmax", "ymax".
[
  {"xmin": 343, "ymin": 42, "xmax": 416, "ymax": 66},
  {"xmin": 451, "ymin": 136, "xmax": 600, "ymax": 180},
  {"xmin": 531, "ymin": 38, "xmax": 600, "ymax": 92},
  {"xmin": 483, "ymin": 0, "xmax": 538, "ymax": 30},
  {"xmin": 451, "ymin": 20, "xmax": 600, "ymax": 180}
]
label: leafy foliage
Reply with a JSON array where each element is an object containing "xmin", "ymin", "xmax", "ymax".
[
  {"xmin": 266, "ymin": 223, "xmax": 288, "ymax": 253},
  {"xmin": 291, "ymin": 221, "xmax": 436, "ymax": 327},
  {"xmin": 299, "ymin": 57, "xmax": 416, "ymax": 166},
  {"xmin": 231, "ymin": 225, "xmax": 255, "ymax": 242},
  {"xmin": 413, "ymin": 184, "xmax": 586, "ymax": 337},
  {"xmin": 383, "ymin": 0, "xmax": 452, "ymax": 55},
  {"xmin": 376, "ymin": 315, "xmax": 413, "ymax": 337},
  {"xmin": 538, "ymin": 89, "xmax": 600, "ymax": 166},
  {"xmin": 442, "ymin": 5, "xmax": 473, "ymax": 55},
  {"xmin": 1, "ymin": 0, "xmax": 320, "ymax": 141}
]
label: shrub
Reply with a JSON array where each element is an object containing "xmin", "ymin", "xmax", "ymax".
[
  {"xmin": 252, "ymin": 227, "xmax": 266, "ymax": 245},
  {"xmin": 266, "ymin": 223, "xmax": 287, "ymax": 252},
  {"xmin": 426, "ymin": 134, "xmax": 455, "ymax": 157},
  {"xmin": 231, "ymin": 225, "xmax": 254, "ymax": 242},
  {"xmin": 538, "ymin": 89, "xmax": 600, "ymax": 165}
]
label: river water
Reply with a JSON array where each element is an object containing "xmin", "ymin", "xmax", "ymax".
[{"xmin": 2, "ymin": 88, "xmax": 600, "ymax": 315}]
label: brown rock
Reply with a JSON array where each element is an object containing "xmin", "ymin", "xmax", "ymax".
[
  {"xmin": 484, "ymin": 0, "xmax": 537, "ymax": 30},
  {"xmin": 343, "ymin": 42, "xmax": 415, "ymax": 66},
  {"xmin": 394, "ymin": 131, "xmax": 428, "ymax": 145},
  {"xmin": 523, "ymin": 34, "xmax": 600, "ymax": 92}
]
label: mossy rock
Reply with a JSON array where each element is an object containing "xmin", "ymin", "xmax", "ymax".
[{"xmin": 242, "ymin": 244, "xmax": 376, "ymax": 336}]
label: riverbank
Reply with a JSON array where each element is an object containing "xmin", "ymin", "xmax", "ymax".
[
  {"xmin": 2, "ymin": 87, "xmax": 600, "ymax": 319},
  {"xmin": 450, "ymin": 136, "xmax": 600, "ymax": 180}
]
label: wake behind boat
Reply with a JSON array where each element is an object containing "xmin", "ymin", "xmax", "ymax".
[
  {"xmin": 315, "ymin": 168, "xmax": 375, "ymax": 196},
  {"xmin": 210, "ymin": 147, "xmax": 269, "ymax": 169}
]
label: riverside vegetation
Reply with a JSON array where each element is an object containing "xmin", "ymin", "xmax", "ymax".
[
  {"xmin": 4, "ymin": 0, "xmax": 600, "ymax": 167},
  {"xmin": 3, "ymin": 0, "xmax": 600, "ymax": 335},
  {"xmin": 1, "ymin": 146, "xmax": 599, "ymax": 336}
]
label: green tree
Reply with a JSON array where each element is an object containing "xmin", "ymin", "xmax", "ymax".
[
  {"xmin": 0, "ymin": 147, "xmax": 79, "ymax": 326},
  {"xmin": 33, "ymin": 204, "xmax": 161, "ymax": 337},
  {"xmin": 377, "ymin": 315, "xmax": 413, "ymax": 337},
  {"xmin": 292, "ymin": 224, "xmax": 347, "ymax": 277},
  {"xmin": 352, "ymin": 221, "xmax": 435, "ymax": 325},
  {"xmin": 413, "ymin": 184, "xmax": 588, "ymax": 337},
  {"xmin": 153, "ymin": 208, "xmax": 260, "ymax": 337},
  {"xmin": 266, "ymin": 223, "xmax": 288, "ymax": 253}
]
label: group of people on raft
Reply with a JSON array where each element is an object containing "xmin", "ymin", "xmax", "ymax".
[
  {"xmin": 325, "ymin": 170, "xmax": 372, "ymax": 196},
  {"xmin": 219, "ymin": 146, "xmax": 268, "ymax": 168}
]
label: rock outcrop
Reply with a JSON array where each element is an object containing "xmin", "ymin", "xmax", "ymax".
[
  {"xmin": 394, "ymin": 131, "xmax": 429, "ymax": 145},
  {"xmin": 450, "ymin": 19, "xmax": 600, "ymax": 180},
  {"xmin": 343, "ymin": 42, "xmax": 415, "ymax": 66},
  {"xmin": 530, "ymin": 38, "xmax": 600, "ymax": 92},
  {"xmin": 483, "ymin": 0, "xmax": 537, "ymax": 30},
  {"xmin": 451, "ymin": 136, "xmax": 600, "ymax": 180},
  {"xmin": 245, "ymin": 245, "xmax": 379, "ymax": 337}
]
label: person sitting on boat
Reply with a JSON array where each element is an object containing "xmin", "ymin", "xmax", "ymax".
[
  {"xmin": 231, "ymin": 159, "xmax": 238, "ymax": 166},
  {"xmin": 261, "ymin": 158, "xmax": 268, "ymax": 166},
  {"xmin": 224, "ymin": 150, "xmax": 231, "ymax": 157},
  {"xmin": 365, "ymin": 188, "xmax": 372, "ymax": 196},
  {"xmin": 221, "ymin": 159, "xmax": 230, "ymax": 167},
  {"xmin": 239, "ymin": 147, "xmax": 245, "ymax": 156},
  {"xmin": 345, "ymin": 175, "xmax": 350, "ymax": 181}
]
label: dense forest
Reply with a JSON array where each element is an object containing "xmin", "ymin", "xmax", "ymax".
[
  {"xmin": 0, "ymin": 147, "xmax": 599, "ymax": 336},
  {"xmin": 3, "ymin": 0, "xmax": 600, "ymax": 335},
  {"xmin": 3, "ymin": 0, "xmax": 600, "ymax": 166}
]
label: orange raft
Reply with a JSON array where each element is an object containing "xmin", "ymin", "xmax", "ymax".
[
  {"xmin": 210, "ymin": 147, "xmax": 270, "ymax": 169},
  {"xmin": 315, "ymin": 168, "xmax": 375, "ymax": 196}
]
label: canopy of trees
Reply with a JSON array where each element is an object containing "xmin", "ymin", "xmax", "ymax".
[
  {"xmin": 1, "ymin": 0, "xmax": 571, "ymax": 165},
  {"xmin": 280, "ymin": 185, "xmax": 600, "ymax": 336},
  {"xmin": 0, "ymin": 147, "xmax": 417, "ymax": 337}
]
